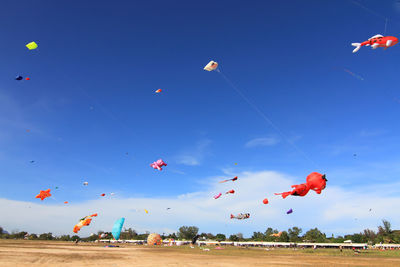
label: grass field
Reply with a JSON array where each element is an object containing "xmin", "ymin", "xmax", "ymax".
[{"xmin": 1, "ymin": 240, "xmax": 400, "ymax": 266}]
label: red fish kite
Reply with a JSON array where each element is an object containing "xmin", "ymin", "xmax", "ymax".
[
  {"xmin": 35, "ymin": 189, "xmax": 51, "ymax": 200},
  {"xmin": 226, "ymin": 189, "xmax": 235, "ymax": 194},
  {"xmin": 64, "ymin": 201, "xmax": 68, "ymax": 204},
  {"xmin": 73, "ymin": 213, "xmax": 98, "ymax": 233},
  {"xmin": 219, "ymin": 176, "xmax": 238, "ymax": 183},
  {"xmin": 263, "ymin": 198, "xmax": 269, "ymax": 204},
  {"xmin": 275, "ymin": 172, "xmax": 327, "ymax": 199},
  {"xmin": 155, "ymin": 89, "xmax": 162, "ymax": 93},
  {"xmin": 352, "ymin": 34, "xmax": 398, "ymax": 53},
  {"xmin": 100, "ymin": 193, "xmax": 105, "ymax": 197}
]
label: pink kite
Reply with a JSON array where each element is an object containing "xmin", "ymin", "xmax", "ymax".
[
  {"xmin": 214, "ymin": 193, "xmax": 222, "ymax": 199},
  {"xmin": 150, "ymin": 159, "xmax": 167, "ymax": 171}
]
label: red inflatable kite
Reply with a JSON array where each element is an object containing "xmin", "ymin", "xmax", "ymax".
[
  {"xmin": 275, "ymin": 172, "xmax": 327, "ymax": 199},
  {"xmin": 35, "ymin": 189, "xmax": 51, "ymax": 200}
]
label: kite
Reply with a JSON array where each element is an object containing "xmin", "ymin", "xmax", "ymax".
[
  {"xmin": 275, "ymin": 172, "xmax": 327, "ymax": 199},
  {"xmin": 306, "ymin": 172, "xmax": 327, "ymax": 194},
  {"xmin": 110, "ymin": 192, "xmax": 115, "ymax": 196},
  {"xmin": 64, "ymin": 201, "xmax": 68, "ymax": 204},
  {"xmin": 112, "ymin": 218, "xmax": 125, "ymax": 240},
  {"xmin": 73, "ymin": 213, "xmax": 97, "ymax": 233},
  {"xmin": 83, "ymin": 182, "xmax": 88, "ymax": 186},
  {"xmin": 25, "ymin": 77, "xmax": 30, "ymax": 81},
  {"xmin": 270, "ymin": 232, "xmax": 283, "ymax": 237},
  {"xmin": 147, "ymin": 233, "xmax": 162, "ymax": 245},
  {"xmin": 150, "ymin": 159, "xmax": 167, "ymax": 171},
  {"xmin": 55, "ymin": 187, "xmax": 59, "ymax": 189},
  {"xmin": 214, "ymin": 193, "xmax": 222, "ymax": 199},
  {"xmin": 263, "ymin": 198, "xmax": 269, "ymax": 204},
  {"xmin": 15, "ymin": 76, "xmax": 23, "ymax": 80},
  {"xmin": 230, "ymin": 213, "xmax": 250, "ymax": 220},
  {"xmin": 352, "ymin": 34, "xmax": 398, "ymax": 53},
  {"xmin": 155, "ymin": 89, "xmax": 162, "ymax": 93},
  {"xmin": 219, "ymin": 176, "xmax": 238, "ymax": 183},
  {"xmin": 100, "ymin": 193, "xmax": 105, "ymax": 197},
  {"xmin": 166, "ymin": 207, "xmax": 171, "ymax": 210},
  {"xmin": 144, "ymin": 209, "xmax": 149, "ymax": 214},
  {"xmin": 35, "ymin": 189, "xmax": 51, "ymax": 200},
  {"xmin": 286, "ymin": 208, "xmax": 293, "ymax": 214},
  {"xmin": 30, "ymin": 160, "xmax": 35, "ymax": 163},
  {"xmin": 26, "ymin": 41, "xmax": 38, "ymax": 50},
  {"xmin": 99, "ymin": 233, "xmax": 108, "ymax": 238},
  {"xmin": 225, "ymin": 189, "xmax": 235, "ymax": 194},
  {"xmin": 203, "ymin": 60, "xmax": 218, "ymax": 71}
]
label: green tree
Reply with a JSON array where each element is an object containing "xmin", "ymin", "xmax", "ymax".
[
  {"xmin": 215, "ymin": 234, "xmax": 226, "ymax": 242},
  {"xmin": 303, "ymin": 228, "xmax": 326, "ymax": 243},
  {"xmin": 177, "ymin": 226, "xmax": 199, "ymax": 240},
  {"xmin": 120, "ymin": 228, "xmax": 137, "ymax": 240},
  {"xmin": 39, "ymin": 233, "xmax": 53, "ymax": 240},
  {"xmin": 87, "ymin": 234, "xmax": 98, "ymax": 241},
  {"xmin": 229, "ymin": 234, "xmax": 239, "ymax": 241},
  {"xmin": 58, "ymin": 235, "xmax": 71, "ymax": 241},
  {"xmin": 251, "ymin": 231, "xmax": 265, "ymax": 241},
  {"xmin": 288, "ymin": 227, "xmax": 302, "ymax": 242},
  {"xmin": 264, "ymin": 228, "xmax": 279, "ymax": 241},
  {"xmin": 29, "ymin": 234, "xmax": 38, "ymax": 240},
  {"xmin": 278, "ymin": 231, "xmax": 289, "ymax": 242},
  {"xmin": 377, "ymin": 219, "xmax": 393, "ymax": 243}
]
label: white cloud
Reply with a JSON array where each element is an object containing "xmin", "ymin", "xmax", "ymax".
[
  {"xmin": 1, "ymin": 170, "xmax": 400, "ymax": 237},
  {"xmin": 176, "ymin": 155, "xmax": 200, "ymax": 166},
  {"xmin": 175, "ymin": 139, "xmax": 211, "ymax": 166},
  {"xmin": 245, "ymin": 137, "xmax": 279, "ymax": 148}
]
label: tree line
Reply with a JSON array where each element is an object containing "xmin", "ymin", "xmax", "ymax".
[{"xmin": 1, "ymin": 219, "xmax": 399, "ymax": 244}]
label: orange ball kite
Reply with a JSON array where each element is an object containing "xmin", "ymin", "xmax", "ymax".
[{"xmin": 147, "ymin": 233, "xmax": 162, "ymax": 245}]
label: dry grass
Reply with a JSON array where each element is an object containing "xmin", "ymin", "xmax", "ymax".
[{"xmin": 0, "ymin": 240, "xmax": 399, "ymax": 266}]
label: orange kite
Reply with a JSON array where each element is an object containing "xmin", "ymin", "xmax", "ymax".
[
  {"xmin": 35, "ymin": 189, "xmax": 51, "ymax": 200},
  {"xmin": 73, "ymin": 213, "xmax": 98, "ymax": 233}
]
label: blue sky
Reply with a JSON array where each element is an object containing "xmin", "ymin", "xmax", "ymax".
[{"xmin": 1, "ymin": 0, "xmax": 400, "ymax": 237}]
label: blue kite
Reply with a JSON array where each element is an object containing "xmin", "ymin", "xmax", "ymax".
[{"xmin": 112, "ymin": 218, "xmax": 125, "ymax": 240}]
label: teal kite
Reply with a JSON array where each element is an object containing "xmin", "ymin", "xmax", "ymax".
[{"xmin": 111, "ymin": 218, "xmax": 125, "ymax": 240}]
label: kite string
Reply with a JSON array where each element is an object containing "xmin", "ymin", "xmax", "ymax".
[
  {"xmin": 349, "ymin": 0, "xmax": 389, "ymax": 34},
  {"xmin": 384, "ymin": 18, "xmax": 388, "ymax": 35},
  {"xmin": 216, "ymin": 69, "xmax": 322, "ymax": 171}
]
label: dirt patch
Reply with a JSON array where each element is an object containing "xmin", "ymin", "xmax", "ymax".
[{"xmin": 0, "ymin": 240, "xmax": 399, "ymax": 266}]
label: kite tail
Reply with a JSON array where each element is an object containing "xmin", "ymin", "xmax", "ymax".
[{"xmin": 274, "ymin": 192, "xmax": 291, "ymax": 199}]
